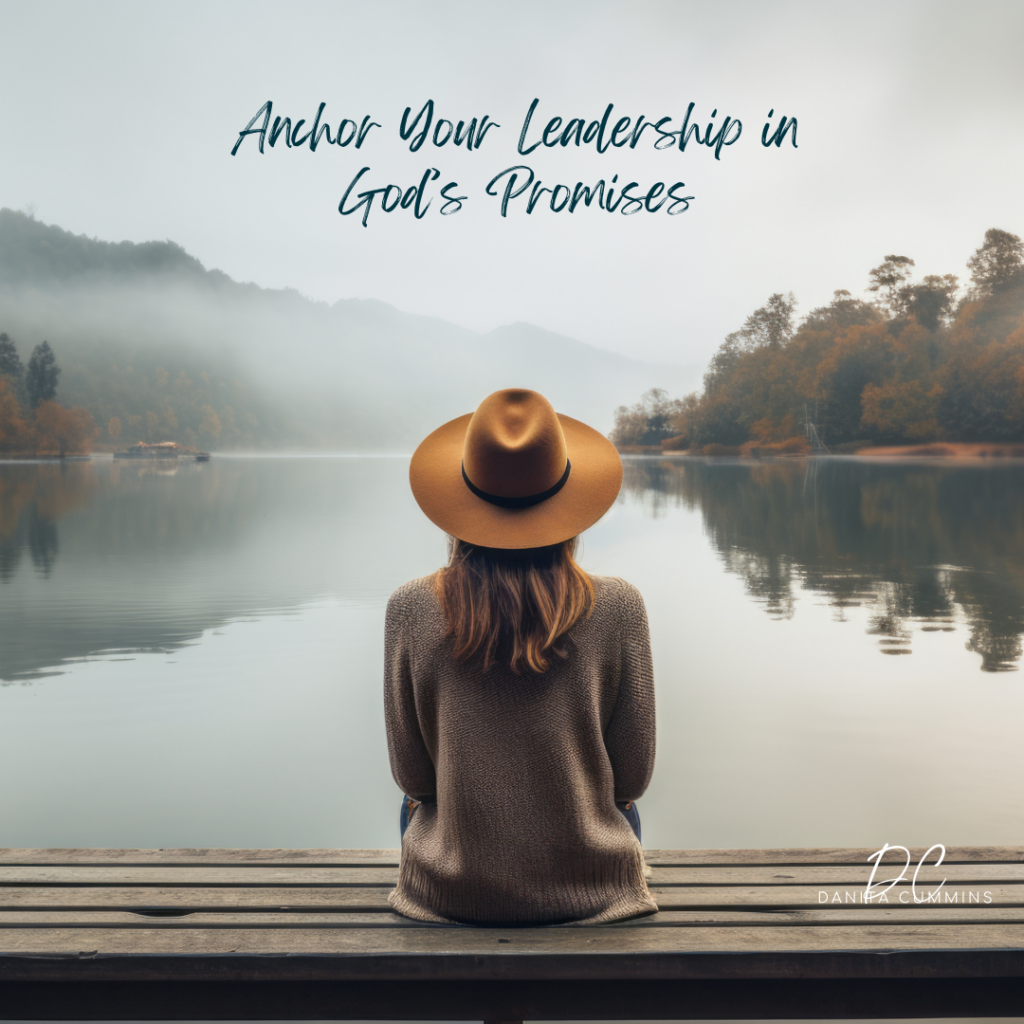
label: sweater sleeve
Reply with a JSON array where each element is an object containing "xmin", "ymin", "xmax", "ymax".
[
  {"xmin": 604, "ymin": 581, "xmax": 656, "ymax": 803},
  {"xmin": 383, "ymin": 584, "xmax": 437, "ymax": 801}
]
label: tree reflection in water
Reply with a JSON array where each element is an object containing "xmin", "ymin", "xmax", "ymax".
[
  {"xmin": 6, "ymin": 456, "xmax": 1024, "ymax": 678},
  {"xmin": 0, "ymin": 458, "xmax": 263, "ymax": 682},
  {"xmin": 0, "ymin": 462, "xmax": 96, "ymax": 581},
  {"xmin": 621, "ymin": 456, "xmax": 1024, "ymax": 671}
]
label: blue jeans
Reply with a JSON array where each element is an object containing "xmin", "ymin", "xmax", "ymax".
[{"xmin": 400, "ymin": 795, "xmax": 642, "ymax": 843}]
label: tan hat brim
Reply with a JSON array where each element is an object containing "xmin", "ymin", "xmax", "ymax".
[{"xmin": 409, "ymin": 412, "xmax": 623, "ymax": 549}]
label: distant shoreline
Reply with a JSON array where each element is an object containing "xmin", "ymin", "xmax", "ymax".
[
  {"xmin": 617, "ymin": 442, "xmax": 1024, "ymax": 459},
  {"xmin": 0, "ymin": 452, "xmax": 93, "ymax": 461},
  {"xmin": 852, "ymin": 443, "xmax": 1024, "ymax": 458},
  {"xmin": 7, "ymin": 444, "xmax": 1024, "ymax": 462}
]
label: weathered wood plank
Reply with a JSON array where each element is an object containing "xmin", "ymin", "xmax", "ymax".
[
  {"xmin": 643, "ymin": 846, "xmax": 1024, "ymax": 865},
  {"xmin": 1, "ymin": 922, "xmax": 1022, "ymax": 956},
  {"xmin": 1, "ymin": 863, "xmax": 1016, "ymax": 886},
  {"xmin": 2, "ymin": 907, "xmax": 1024, "ymax": 927},
  {"xmin": 3, "ymin": 846, "xmax": 1021, "ymax": 865},
  {"xmin": 652, "ymin": 884, "xmax": 1024, "ymax": 908},
  {"xmin": 646, "ymin": 864, "xmax": 1024, "ymax": 885},
  {"xmin": 0, "ymin": 911, "xmax": 415, "ymax": 927},
  {"xmin": 0, "ymin": 884, "xmax": 1020, "ymax": 912},
  {"xmin": 0, "ymin": 848, "xmax": 400, "ymax": 867},
  {"xmin": 615, "ymin": 908, "xmax": 1024, "ymax": 926},
  {"xmin": 0, "ymin": 866, "xmax": 398, "ymax": 886},
  {"xmin": 0, "ymin": 886, "xmax": 396, "ymax": 911}
]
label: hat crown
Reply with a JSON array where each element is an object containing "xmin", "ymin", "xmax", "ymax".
[{"xmin": 463, "ymin": 390, "xmax": 568, "ymax": 499}]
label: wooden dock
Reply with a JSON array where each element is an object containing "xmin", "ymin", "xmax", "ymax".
[{"xmin": 1, "ymin": 846, "xmax": 1022, "ymax": 1019}]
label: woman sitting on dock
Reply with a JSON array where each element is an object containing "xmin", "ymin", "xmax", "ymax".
[{"xmin": 384, "ymin": 388, "xmax": 658, "ymax": 925}]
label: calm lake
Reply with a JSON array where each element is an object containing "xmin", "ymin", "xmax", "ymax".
[{"xmin": 2, "ymin": 454, "xmax": 1022, "ymax": 851}]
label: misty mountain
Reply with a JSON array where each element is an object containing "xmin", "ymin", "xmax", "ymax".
[{"xmin": 0, "ymin": 209, "xmax": 700, "ymax": 449}]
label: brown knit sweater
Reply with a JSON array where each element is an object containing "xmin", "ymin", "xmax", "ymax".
[{"xmin": 383, "ymin": 573, "xmax": 657, "ymax": 925}]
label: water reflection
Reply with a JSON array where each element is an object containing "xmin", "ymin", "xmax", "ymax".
[
  {"xmin": 5, "ymin": 455, "xmax": 1024, "ymax": 680},
  {"xmin": 0, "ymin": 462, "xmax": 96, "ymax": 581},
  {"xmin": 622, "ymin": 456, "xmax": 1024, "ymax": 671},
  {"xmin": 0, "ymin": 459, "xmax": 270, "ymax": 680},
  {"xmin": 3, "ymin": 455, "xmax": 1023, "ymax": 848},
  {"xmin": 0, "ymin": 457, "xmax": 438, "ymax": 682}
]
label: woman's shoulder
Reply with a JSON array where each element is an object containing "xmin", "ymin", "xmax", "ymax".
[
  {"xmin": 587, "ymin": 575, "xmax": 649, "ymax": 623},
  {"xmin": 385, "ymin": 576, "xmax": 448, "ymax": 657},
  {"xmin": 589, "ymin": 574, "xmax": 645, "ymax": 602},
  {"xmin": 385, "ymin": 575, "xmax": 448, "ymax": 645},
  {"xmin": 387, "ymin": 574, "xmax": 440, "ymax": 616}
]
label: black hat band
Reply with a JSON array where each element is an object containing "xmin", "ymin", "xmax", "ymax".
[{"xmin": 462, "ymin": 459, "xmax": 571, "ymax": 509}]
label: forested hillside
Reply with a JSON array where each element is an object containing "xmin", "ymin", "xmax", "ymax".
[
  {"xmin": 613, "ymin": 228, "xmax": 1024, "ymax": 452},
  {"xmin": 0, "ymin": 210, "xmax": 695, "ymax": 452}
]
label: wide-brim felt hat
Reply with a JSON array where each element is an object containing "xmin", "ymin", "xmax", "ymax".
[{"xmin": 409, "ymin": 389, "xmax": 622, "ymax": 549}]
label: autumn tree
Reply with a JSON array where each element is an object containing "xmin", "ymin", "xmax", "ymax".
[
  {"xmin": 703, "ymin": 332, "xmax": 743, "ymax": 396},
  {"xmin": 611, "ymin": 388, "xmax": 685, "ymax": 446},
  {"xmin": 736, "ymin": 292, "xmax": 797, "ymax": 350},
  {"xmin": 25, "ymin": 340, "xmax": 60, "ymax": 408},
  {"xmin": 802, "ymin": 290, "xmax": 881, "ymax": 332},
  {"xmin": 690, "ymin": 294, "xmax": 803, "ymax": 446},
  {"xmin": 860, "ymin": 380, "xmax": 942, "ymax": 443},
  {"xmin": 938, "ymin": 330, "xmax": 1024, "ymax": 441},
  {"xmin": 968, "ymin": 228, "xmax": 1024, "ymax": 295},
  {"xmin": 665, "ymin": 392, "xmax": 701, "ymax": 447},
  {"xmin": 866, "ymin": 254, "xmax": 960, "ymax": 329},
  {"xmin": 33, "ymin": 401, "xmax": 98, "ymax": 456},
  {"xmin": 0, "ymin": 378, "xmax": 31, "ymax": 452},
  {"xmin": 867, "ymin": 255, "xmax": 915, "ymax": 315},
  {"xmin": 900, "ymin": 274, "xmax": 960, "ymax": 331},
  {"xmin": 816, "ymin": 323, "xmax": 916, "ymax": 441}
]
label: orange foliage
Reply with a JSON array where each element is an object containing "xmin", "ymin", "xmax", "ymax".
[
  {"xmin": 32, "ymin": 401, "xmax": 99, "ymax": 455},
  {"xmin": 0, "ymin": 378, "xmax": 32, "ymax": 452},
  {"xmin": 860, "ymin": 380, "xmax": 942, "ymax": 442},
  {"xmin": 660, "ymin": 434, "xmax": 689, "ymax": 451},
  {"xmin": 633, "ymin": 231, "xmax": 1024, "ymax": 449},
  {"xmin": 0, "ymin": 380, "xmax": 99, "ymax": 454},
  {"xmin": 740, "ymin": 436, "xmax": 812, "ymax": 457},
  {"xmin": 750, "ymin": 413, "xmax": 798, "ymax": 443}
]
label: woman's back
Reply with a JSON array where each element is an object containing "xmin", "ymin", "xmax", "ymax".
[{"xmin": 385, "ymin": 572, "xmax": 657, "ymax": 925}]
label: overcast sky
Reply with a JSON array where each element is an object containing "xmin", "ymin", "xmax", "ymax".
[{"xmin": 2, "ymin": 0, "xmax": 1023, "ymax": 368}]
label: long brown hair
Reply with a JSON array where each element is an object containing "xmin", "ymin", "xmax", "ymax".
[{"xmin": 435, "ymin": 536, "xmax": 595, "ymax": 674}]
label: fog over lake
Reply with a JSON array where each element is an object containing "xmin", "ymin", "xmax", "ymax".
[{"xmin": 2, "ymin": 454, "xmax": 1021, "ymax": 851}]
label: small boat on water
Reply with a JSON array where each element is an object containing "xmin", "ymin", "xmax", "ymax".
[{"xmin": 114, "ymin": 441, "xmax": 211, "ymax": 461}]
